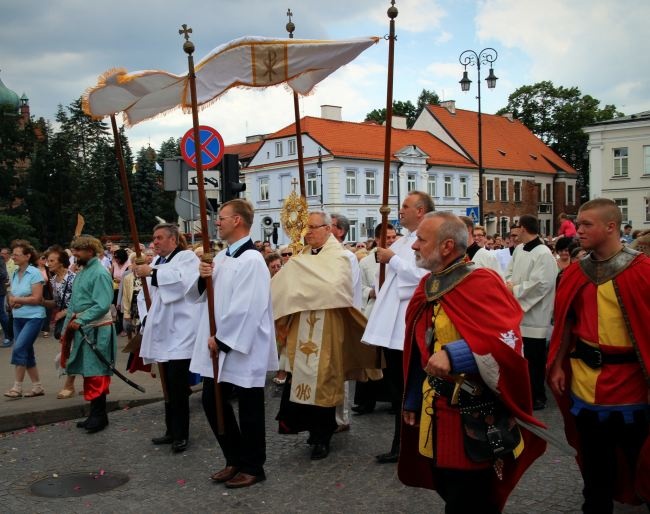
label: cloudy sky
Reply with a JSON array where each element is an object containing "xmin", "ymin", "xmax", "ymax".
[{"xmin": 2, "ymin": 0, "xmax": 648, "ymax": 153}]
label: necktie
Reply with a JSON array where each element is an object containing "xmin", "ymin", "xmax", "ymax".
[
  {"xmin": 226, "ymin": 248, "xmax": 231, "ymax": 257},
  {"xmin": 158, "ymin": 256, "xmax": 166, "ymax": 265}
]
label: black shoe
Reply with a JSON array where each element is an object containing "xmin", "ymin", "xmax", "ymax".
[
  {"xmin": 172, "ymin": 439, "xmax": 188, "ymax": 453},
  {"xmin": 310, "ymin": 443, "xmax": 329, "ymax": 460},
  {"xmin": 376, "ymin": 449, "xmax": 399, "ymax": 463},
  {"xmin": 151, "ymin": 434, "xmax": 173, "ymax": 445},
  {"xmin": 86, "ymin": 414, "xmax": 108, "ymax": 434},
  {"xmin": 76, "ymin": 419, "xmax": 89, "ymax": 429},
  {"xmin": 533, "ymin": 400, "xmax": 547, "ymax": 411},
  {"xmin": 84, "ymin": 394, "xmax": 108, "ymax": 433},
  {"xmin": 351, "ymin": 404, "xmax": 375, "ymax": 415}
]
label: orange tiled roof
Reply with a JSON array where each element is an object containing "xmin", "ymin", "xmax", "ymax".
[
  {"xmin": 224, "ymin": 140, "xmax": 264, "ymax": 160},
  {"xmin": 425, "ymin": 105, "xmax": 575, "ymax": 175},
  {"xmin": 261, "ymin": 117, "xmax": 475, "ymax": 169}
]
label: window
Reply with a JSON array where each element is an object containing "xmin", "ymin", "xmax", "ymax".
[
  {"xmin": 346, "ymin": 170, "xmax": 357, "ymax": 195},
  {"xmin": 567, "ymin": 184, "xmax": 574, "ymax": 205},
  {"xmin": 427, "ymin": 175, "xmax": 437, "ymax": 197},
  {"xmin": 407, "ymin": 174, "xmax": 416, "ymax": 192},
  {"xmin": 644, "ymin": 146, "xmax": 650, "ymax": 175},
  {"xmin": 275, "ymin": 142, "xmax": 283, "ymax": 157},
  {"xmin": 307, "ymin": 172, "xmax": 318, "ymax": 197},
  {"xmin": 444, "ymin": 176, "xmax": 453, "ymax": 197},
  {"xmin": 349, "ymin": 220, "xmax": 358, "ymax": 242},
  {"xmin": 514, "ymin": 181, "xmax": 522, "ymax": 202},
  {"xmin": 365, "ymin": 217, "xmax": 375, "ymax": 238},
  {"xmin": 365, "ymin": 171, "xmax": 376, "ymax": 195},
  {"xmin": 500, "ymin": 217, "xmax": 509, "ymax": 237},
  {"xmin": 615, "ymin": 198, "xmax": 628, "ymax": 221},
  {"xmin": 613, "ymin": 147, "xmax": 628, "ymax": 176},
  {"xmin": 389, "ymin": 172, "xmax": 396, "ymax": 196},
  {"xmin": 460, "ymin": 176, "xmax": 468, "ymax": 198},
  {"xmin": 546, "ymin": 184, "xmax": 552, "ymax": 203},
  {"xmin": 499, "ymin": 179, "xmax": 507, "ymax": 201},
  {"xmin": 259, "ymin": 177, "xmax": 269, "ymax": 201},
  {"xmin": 486, "ymin": 179, "xmax": 495, "ymax": 201},
  {"xmin": 288, "ymin": 139, "xmax": 296, "ymax": 156},
  {"xmin": 646, "ymin": 196, "xmax": 650, "ymax": 222}
]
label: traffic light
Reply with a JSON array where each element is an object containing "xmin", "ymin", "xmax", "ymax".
[{"xmin": 221, "ymin": 154, "xmax": 246, "ymax": 203}]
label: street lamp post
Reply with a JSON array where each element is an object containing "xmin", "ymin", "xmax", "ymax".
[
  {"xmin": 318, "ymin": 147, "xmax": 324, "ymax": 209},
  {"xmin": 459, "ymin": 48, "xmax": 498, "ymax": 225}
]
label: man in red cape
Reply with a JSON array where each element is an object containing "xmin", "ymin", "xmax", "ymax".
[
  {"xmin": 398, "ymin": 212, "xmax": 546, "ymax": 513},
  {"xmin": 548, "ymin": 198, "xmax": 650, "ymax": 513}
]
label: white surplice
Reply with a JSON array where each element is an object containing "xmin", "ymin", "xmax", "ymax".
[
  {"xmin": 361, "ymin": 232, "xmax": 427, "ymax": 350},
  {"xmin": 139, "ymin": 249, "xmax": 200, "ymax": 363},
  {"xmin": 472, "ymin": 247, "xmax": 504, "ymax": 280},
  {"xmin": 188, "ymin": 247, "xmax": 278, "ymax": 388},
  {"xmin": 359, "ymin": 250, "xmax": 379, "ymax": 317}
]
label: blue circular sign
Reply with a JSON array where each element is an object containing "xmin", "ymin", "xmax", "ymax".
[{"xmin": 180, "ymin": 125, "xmax": 225, "ymax": 170}]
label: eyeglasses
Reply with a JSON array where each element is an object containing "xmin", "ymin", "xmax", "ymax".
[
  {"xmin": 281, "ymin": 252, "xmax": 293, "ymax": 257},
  {"xmin": 306, "ymin": 224, "xmax": 328, "ymax": 230},
  {"xmin": 218, "ymin": 215, "xmax": 239, "ymax": 222}
]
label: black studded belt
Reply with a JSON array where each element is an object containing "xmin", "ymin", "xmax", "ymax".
[{"xmin": 569, "ymin": 340, "xmax": 638, "ymax": 369}]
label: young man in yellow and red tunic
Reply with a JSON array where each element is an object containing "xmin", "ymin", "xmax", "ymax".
[
  {"xmin": 548, "ymin": 198, "xmax": 650, "ymax": 513},
  {"xmin": 399, "ymin": 212, "xmax": 546, "ymax": 513}
]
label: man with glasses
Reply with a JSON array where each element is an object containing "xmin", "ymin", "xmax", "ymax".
[
  {"xmin": 188, "ymin": 199, "xmax": 278, "ymax": 488},
  {"xmin": 272, "ymin": 211, "xmax": 378, "ymax": 460},
  {"xmin": 135, "ymin": 224, "xmax": 200, "ymax": 453},
  {"xmin": 461, "ymin": 220, "xmax": 503, "ymax": 278}
]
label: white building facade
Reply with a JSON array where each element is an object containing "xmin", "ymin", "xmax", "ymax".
[{"xmin": 585, "ymin": 111, "xmax": 650, "ymax": 228}]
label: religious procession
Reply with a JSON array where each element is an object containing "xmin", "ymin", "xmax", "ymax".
[{"xmin": 2, "ymin": 4, "xmax": 650, "ymax": 514}]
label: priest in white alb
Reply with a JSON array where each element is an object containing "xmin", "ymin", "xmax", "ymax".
[
  {"xmin": 135, "ymin": 224, "xmax": 200, "ymax": 454},
  {"xmin": 361, "ymin": 191, "xmax": 434, "ymax": 464},
  {"xmin": 188, "ymin": 199, "xmax": 277, "ymax": 489}
]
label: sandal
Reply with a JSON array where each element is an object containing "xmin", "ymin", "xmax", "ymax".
[
  {"xmin": 23, "ymin": 387, "xmax": 45, "ymax": 398},
  {"xmin": 57, "ymin": 388, "xmax": 75, "ymax": 399},
  {"xmin": 4, "ymin": 388, "xmax": 22, "ymax": 398}
]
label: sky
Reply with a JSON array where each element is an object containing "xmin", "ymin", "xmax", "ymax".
[{"xmin": 2, "ymin": 0, "xmax": 649, "ymax": 154}]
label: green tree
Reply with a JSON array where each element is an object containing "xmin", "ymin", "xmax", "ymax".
[
  {"xmin": 497, "ymin": 81, "xmax": 621, "ymax": 198},
  {"xmin": 0, "ymin": 213, "xmax": 37, "ymax": 248},
  {"xmin": 365, "ymin": 88, "xmax": 440, "ymax": 128}
]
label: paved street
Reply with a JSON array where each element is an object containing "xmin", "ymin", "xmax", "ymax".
[{"xmin": 0, "ymin": 336, "xmax": 645, "ymax": 513}]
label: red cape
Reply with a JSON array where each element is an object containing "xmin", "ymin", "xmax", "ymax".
[
  {"xmin": 548, "ymin": 254, "xmax": 650, "ymax": 504},
  {"xmin": 398, "ymin": 268, "xmax": 547, "ymax": 511}
]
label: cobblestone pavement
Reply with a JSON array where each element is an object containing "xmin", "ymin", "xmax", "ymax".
[{"xmin": 0, "ymin": 383, "xmax": 645, "ymax": 514}]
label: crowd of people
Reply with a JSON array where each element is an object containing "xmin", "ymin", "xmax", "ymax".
[{"xmin": 0, "ymin": 195, "xmax": 648, "ymax": 512}]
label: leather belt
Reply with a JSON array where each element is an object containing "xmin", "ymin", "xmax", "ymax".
[{"xmin": 569, "ymin": 340, "xmax": 638, "ymax": 369}]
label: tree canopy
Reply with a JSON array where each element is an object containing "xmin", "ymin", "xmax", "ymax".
[
  {"xmin": 365, "ymin": 89, "xmax": 440, "ymax": 128},
  {"xmin": 497, "ymin": 81, "xmax": 622, "ymax": 197},
  {"xmin": 0, "ymin": 97, "xmax": 176, "ymax": 248}
]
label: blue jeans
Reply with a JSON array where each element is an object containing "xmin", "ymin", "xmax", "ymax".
[
  {"xmin": 0, "ymin": 295, "xmax": 10, "ymax": 338},
  {"xmin": 11, "ymin": 317, "xmax": 43, "ymax": 368}
]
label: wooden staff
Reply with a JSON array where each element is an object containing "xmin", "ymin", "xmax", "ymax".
[
  {"xmin": 286, "ymin": 9, "xmax": 306, "ymax": 197},
  {"xmin": 179, "ymin": 24, "xmax": 225, "ymax": 435},
  {"xmin": 378, "ymin": 1, "xmax": 398, "ymax": 289},
  {"xmin": 109, "ymin": 115, "xmax": 167, "ymax": 400}
]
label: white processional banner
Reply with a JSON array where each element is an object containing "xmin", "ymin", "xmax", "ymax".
[{"xmin": 83, "ymin": 36, "xmax": 379, "ymax": 126}]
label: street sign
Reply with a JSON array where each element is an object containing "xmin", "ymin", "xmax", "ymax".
[
  {"xmin": 466, "ymin": 207, "xmax": 479, "ymax": 222},
  {"xmin": 188, "ymin": 170, "xmax": 220, "ymax": 190},
  {"xmin": 180, "ymin": 125, "xmax": 225, "ymax": 170}
]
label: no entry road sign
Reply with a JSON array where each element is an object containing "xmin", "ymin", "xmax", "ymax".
[{"xmin": 180, "ymin": 125, "xmax": 225, "ymax": 170}]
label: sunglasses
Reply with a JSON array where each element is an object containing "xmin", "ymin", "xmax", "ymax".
[{"xmin": 281, "ymin": 252, "xmax": 293, "ymax": 257}]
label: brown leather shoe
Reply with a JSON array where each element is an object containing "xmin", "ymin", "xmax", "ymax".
[
  {"xmin": 210, "ymin": 466, "xmax": 240, "ymax": 483},
  {"xmin": 224, "ymin": 472, "xmax": 266, "ymax": 489}
]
